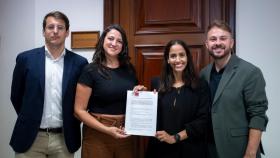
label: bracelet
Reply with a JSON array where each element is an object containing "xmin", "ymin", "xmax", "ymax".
[{"xmin": 174, "ymin": 133, "xmax": 181, "ymax": 143}]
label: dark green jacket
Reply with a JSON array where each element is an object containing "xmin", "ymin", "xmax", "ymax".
[{"xmin": 200, "ymin": 54, "xmax": 268, "ymax": 158}]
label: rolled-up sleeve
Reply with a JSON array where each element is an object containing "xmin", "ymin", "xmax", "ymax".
[{"xmin": 244, "ymin": 67, "xmax": 268, "ymax": 131}]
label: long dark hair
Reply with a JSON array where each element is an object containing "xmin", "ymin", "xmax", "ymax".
[
  {"xmin": 92, "ymin": 24, "xmax": 135, "ymax": 79},
  {"xmin": 159, "ymin": 40, "xmax": 198, "ymax": 93}
]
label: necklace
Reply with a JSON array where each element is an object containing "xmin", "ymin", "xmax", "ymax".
[{"xmin": 173, "ymin": 87, "xmax": 181, "ymax": 107}]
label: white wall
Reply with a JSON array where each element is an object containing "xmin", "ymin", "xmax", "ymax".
[
  {"xmin": 1, "ymin": 0, "xmax": 279, "ymax": 157},
  {"xmin": 236, "ymin": 0, "xmax": 280, "ymax": 157},
  {"xmin": 0, "ymin": 0, "xmax": 35, "ymax": 157},
  {"xmin": 0, "ymin": 0, "xmax": 103, "ymax": 158}
]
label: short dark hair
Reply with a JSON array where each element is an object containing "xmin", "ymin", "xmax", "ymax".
[
  {"xmin": 207, "ymin": 20, "xmax": 232, "ymax": 35},
  {"xmin": 43, "ymin": 11, "xmax": 69, "ymax": 31}
]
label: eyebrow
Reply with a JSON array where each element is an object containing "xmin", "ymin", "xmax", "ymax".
[{"xmin": 208, "ymin": 35, "xmax": 231, "ymax": 39}]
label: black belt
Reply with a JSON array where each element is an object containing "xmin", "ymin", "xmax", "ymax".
[{"xmin": 39, "ymin": 127, "xmax": 63, "ymax": 133}]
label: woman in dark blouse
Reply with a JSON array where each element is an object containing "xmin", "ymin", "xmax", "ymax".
[
  {"xmin": 146, "ymin": 40, "xmax": 210, "ymax": 158},
  {"xmin": 74, "ymin": 24, "xmax": 140, "ymax": 158}
]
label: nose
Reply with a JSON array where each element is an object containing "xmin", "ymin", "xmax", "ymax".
[
  {"xmin": 111, "ymin": 40, "xmax": 117, "ymax": 46},
  {"xmin": 214, "ymin": 38, "xmax": 222, "ymax": 45},
  {"xmin": 53, "ymin": 27, "xmax": 59, "ymax": 33},
  {"xmin": 175, "ymin": 56, "xmax": 181, "ymax": 62}
]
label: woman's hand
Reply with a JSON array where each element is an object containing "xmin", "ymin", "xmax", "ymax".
[
  {"xmin": 155, "ymin": 130, "xmax": 176, "ymax": 144},
  {"xmin": 107, "ymin": 126, "xmax": 130, "ymax": 139},
  {"xmin": 133, "ymin": 85, "xmax": 147, "ymax": 95}
]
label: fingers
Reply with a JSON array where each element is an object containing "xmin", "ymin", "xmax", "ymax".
[
  {"xmin": 156, "ymin": 135, "xmax": 165, "ymax": 142},
  {"xmin": 153, "ymin": 89, "xmax": 157, "ymax": 94},
  {"xmin": 138, "ymin": 85, "xmax": 147, "ymax": 91},
  {"xmin": 110, "ymin": 127, "xmax": 129, "ymax": 139},
  {"xmin": 133, "ymin": 85, "xmax": 147, "ymax": 95},
  {"xmin": 155, "ymin": 131, "xmax": 165, "ymax": 141},
  {"xmin": 155, "ymin": 131, "xmax": 173, "ymax": 144}
]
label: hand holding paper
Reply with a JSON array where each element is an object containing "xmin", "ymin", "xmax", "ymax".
[{"xmin": 125, "ymin": 90, "xmax": 158, "ymax": 136}]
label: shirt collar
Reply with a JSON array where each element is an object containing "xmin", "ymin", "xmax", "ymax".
[
  {"xmin": 45, "ymin": 46, "xmax": 66, "ymax": 60},
  {"xmin": 211, "ymin": 63, "xmax": 226, "ymax": 75}
]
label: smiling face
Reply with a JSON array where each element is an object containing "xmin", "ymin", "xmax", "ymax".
[
  {"xmin": 103, "ymin": 29, "xmax": 123, "ymax": 59},
  {"xmin": 205, "ymin": 26, "xmax": 234, "ymax": 60},
  {"xmin": 43, "ymin": 16, "xmax": 69, "ymax": 48},
  {"xmin": 167, "ymin": 44, "xmax": 188, "ymax": 74}
]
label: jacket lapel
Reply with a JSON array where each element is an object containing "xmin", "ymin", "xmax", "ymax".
[
  {"xmin": 62, "ymin": 50, "xmax": 73, "ymax": 99},
  {"xmin": 212, "ymin": 55, "xmax": 239, "ymax": 109},
  {"xmin": 38, "ymin": 47, "xmax": 46, "ymax": 93}
]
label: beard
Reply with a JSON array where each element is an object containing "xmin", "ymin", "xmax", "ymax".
[{"xmin": 208, "ymin": 44, "xmax": 231, "ymax": 60}]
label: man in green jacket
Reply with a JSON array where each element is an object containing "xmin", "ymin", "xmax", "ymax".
[{"xmin": 200, "ymin": 20, "xmax": 268, "ymax": 158}]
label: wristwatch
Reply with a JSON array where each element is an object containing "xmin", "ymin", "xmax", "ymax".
[{"xmin": 174, "ymin": 133, "xmax": 181, "ymax": 143}]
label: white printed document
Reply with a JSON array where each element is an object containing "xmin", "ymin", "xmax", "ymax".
[{"xmin": 125, "ymin": 90, "xmax": 158, "ymax": 136}]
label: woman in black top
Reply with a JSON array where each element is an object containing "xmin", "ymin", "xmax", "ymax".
[
  {"xmin": 74, "ymin": 24, "xmax": 139, "ymax": 158},
  {"xmin": 146, "ymin": 40, "xmax": 210, "ymax": 158}
]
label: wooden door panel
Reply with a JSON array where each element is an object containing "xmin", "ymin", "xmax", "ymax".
[
  {"xmin": 135, "ymin": 46, "xmax": 164, "ymax": 89},
  {"xmin": 191, "ymin": 46, "xmax": 211, "ymax": 73},
  {"xmin": 134, "ymin": 34, "xmax": 205, "ymax": 45},
  {"xmin": 135, "ymin": 0, "xmax": 204, "ymax": 34}
]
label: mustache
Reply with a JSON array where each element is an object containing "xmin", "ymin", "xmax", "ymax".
[{"xmin": 212, "ymin": 44, "xmax": 226, "ymax": 49}]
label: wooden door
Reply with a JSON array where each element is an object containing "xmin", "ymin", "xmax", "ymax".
[
  {"xmin": 104, "ymin": 0, "xmax": 235, "ymax": 157},
  {"xmin": 104, "ymin": 0, "xmax": 235, "ymax": 89}
]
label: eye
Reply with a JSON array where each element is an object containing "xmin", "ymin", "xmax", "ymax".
[
  {"xmin": 46, "ymin": 25, "xmax": 55, "ymax": 30},
  {"xmin": 209, "ymin": 37, "xmax": 217, "ymax": 42},
  {"xmin": 107, "ymin": 36, "xmax": 114, "ymax": 41},
  {"xmin": 57, "ymin": 25, "xmax": 65, "ymax": 30},
  {"xmin": 220, "ymin": 36, "xmax": 229, "ymax": 41},
  {"xmin": 169, "ymin": 53, "xmax": 177, "ymax": 59},
  {"xmin": 46, "ymin": 25, "xmax": 65, "ymax": 31},
  {"xmin": 179, "ymin": 52, "xmax": 186, "ymax": 58},
  {"xmin": 117, "ymin": 39, "xmax": 123, "ymax": 45}
]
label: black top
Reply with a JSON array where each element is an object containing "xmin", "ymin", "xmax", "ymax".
[
  {"xmin": 207, "ymin": 65, "xmax": 225, "ymax": 142},
  {"xmin": 210, "ymin": 65, "xmax": 225, "ymax": 101},
  {"xmin": 146, "ymin": 77, "xmax": 210, "ymax": 158},
  {"xmin": 78, "ymin": 63, "xmax": 138, "ymax": 115}
]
